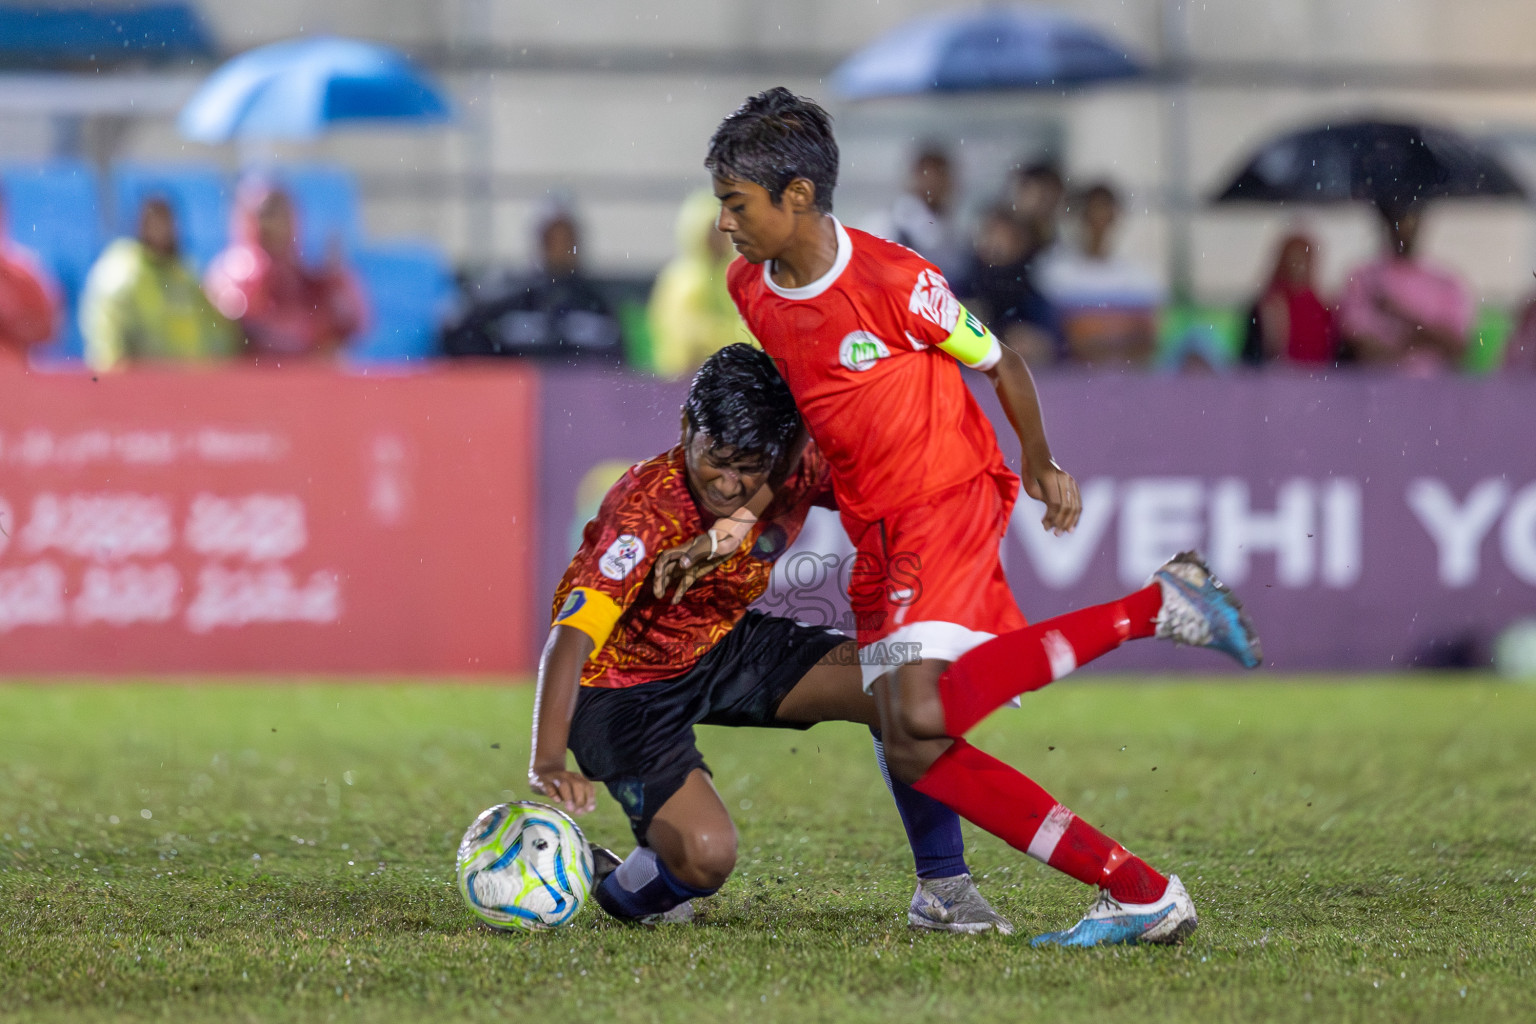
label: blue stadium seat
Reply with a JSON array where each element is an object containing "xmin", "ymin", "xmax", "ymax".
[
  {"xmin": 273, "ymin": 164, "xmax": 363, "ymax": 269},
  {"xmin": 110, "ymin": 162, "xmax": 232, "ymax": 274},
  {"xmin": 349, "ymin": 241, "xmax": 453, "ymax": 363},
  {"xmin": 1, "ymin": 160, "xmax": 104, "ymax": 361},
  {"xmin": 0, "ymin": 3, "xmax": 215, "ymax": 69}
]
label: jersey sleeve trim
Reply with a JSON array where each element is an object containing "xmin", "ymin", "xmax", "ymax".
[
  {"xmin": 553, "ymin": 586, "xmax": 624, "ymax": 652},
  {"xmin": 937, "ymin": 304, "xmax": 1003, "ymax": 371}
]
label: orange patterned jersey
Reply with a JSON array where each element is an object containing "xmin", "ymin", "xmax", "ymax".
[
  {"xmin": 551, "ymin": 443, "xmax": 833, "ymax": 688},
  {"xmin": 727, "ymin": 218, "xmax": 1010, "ymax": 523}
]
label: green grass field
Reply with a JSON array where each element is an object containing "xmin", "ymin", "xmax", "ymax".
[{"xmin": 1, "ymin": 678, "xmax": 1533, "ymax": 1023}]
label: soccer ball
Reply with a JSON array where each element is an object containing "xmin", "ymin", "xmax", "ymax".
[{"xmin": 455, "ymin": 801, "xmax": 595, "ymax": 931}]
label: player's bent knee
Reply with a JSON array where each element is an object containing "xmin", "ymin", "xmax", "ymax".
[
  {"xmin": 894, "ymin": 693, "xmax": 947, "ymax": 742},
  {"xmin": 674, "ymin": 829, "xmax": 737, "ymax": 890},
  {"xmin": 880, "ymin": 732, "xmax": 944, "ymax": 786}
]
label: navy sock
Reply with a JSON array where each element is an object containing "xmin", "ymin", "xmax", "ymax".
[
  {"xmin": 872, "ymin": 729, "xmax": 969, "ymax": 879},
  {"xmin": 593, "ymin": 846, "xmax": 717, "ymax": 921}
]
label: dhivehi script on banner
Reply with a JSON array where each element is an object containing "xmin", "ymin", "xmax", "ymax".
[{"xmin": 0, "ymin": 366, "xmax": 536, "ymax": 674}]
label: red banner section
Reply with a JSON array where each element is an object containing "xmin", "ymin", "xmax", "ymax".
[{"xmin": 0, "ymin": 365, "xmax": 536, "ymax": 673}]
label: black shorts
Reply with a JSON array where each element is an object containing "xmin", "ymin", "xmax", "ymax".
[{"xmin": 568, "ymin": 611, "xmax": 846, "ymax": 844}]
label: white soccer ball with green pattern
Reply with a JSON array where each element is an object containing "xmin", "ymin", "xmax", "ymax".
[{"xmin": 456, "ymin": 801, "xmax": 595, "ymax": 930}]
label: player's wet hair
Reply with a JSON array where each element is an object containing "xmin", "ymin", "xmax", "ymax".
[
  {"xmin": 705, "ymin": 87, "xmax": 838, "ymax": 213},
  {"xmin": 683, "ymin": 344, "xmax": 800, "ymax": 468}
]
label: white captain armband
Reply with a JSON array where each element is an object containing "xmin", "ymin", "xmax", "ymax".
[{"xmin": 936, "ymin": 304, "xmax": 1003, "ymax": 371}]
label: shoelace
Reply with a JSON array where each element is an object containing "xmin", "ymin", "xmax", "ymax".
[
  {"xmin": 1159, "ymin": 575, "xmax": 1214, "ymax": 645},
  {"xmin": 926, "ymin": 880, "xmax": 965, "ymax": 909},
  {"xmin": 1091, "ymin": 889, "xmax": 1123, "ymax": 915}
]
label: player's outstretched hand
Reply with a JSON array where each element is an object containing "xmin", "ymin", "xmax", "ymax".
[
  {"xmin": 1024, "ymin": 459, "xmax": 1081, "ymax": 535},
  {"xmin": 652, "ymin": 525, "xmax": 745, "ymax": 605},
  {"xmin": 528, "ymin": 766, "xmax": 596, "ymax": 816},
  {"xmin": 652, "ymin": 534, "xmax": 716, "ymax": 604}
]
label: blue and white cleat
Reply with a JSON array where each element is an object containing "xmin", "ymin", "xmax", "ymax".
[
  {"xmin": 1031, "ymin": 875, "xmax": 1198, "ymax": 948},
  {"xmin": 1151, "ymin": 551, "xmax": 1263, "ymax": 669}
]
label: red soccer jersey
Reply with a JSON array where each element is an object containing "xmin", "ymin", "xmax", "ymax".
[
  {"xmin": 551, "ymin": 444, "xmax": 833, "ymax": 688},
  {"xmin": 727, "ymin": 219, "xmax": 1009, "ymax": 522}
]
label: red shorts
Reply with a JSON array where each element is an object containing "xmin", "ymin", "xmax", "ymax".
[{"xmin": 842, "ymin": 470, "xmax": 1028, "ymax": 689}]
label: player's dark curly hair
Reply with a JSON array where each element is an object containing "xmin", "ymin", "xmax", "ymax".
[
  {"xmin": 683, "ymin": 344, "xmax": 800, "ymax": 467},
  {"xmin": 704, "ymin": 87, "xmax": 838, "ymax": 212}
]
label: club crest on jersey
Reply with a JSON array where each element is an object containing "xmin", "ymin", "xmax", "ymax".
[
  {"xmin": 909, "ymin": 268, "xmax": 960, "ymax": 332},
  {"xmin": 599, "ymin": 534, "xmax": 646, "ymax": 580},
  {"xmin": 751, "ymin": 522, "xmax": 790, "ymax": 562},
  {"xmin": 839, "ymin": 330, "xmax": 891, "ymax": 372},
  {"xmin": 555, "ymin": 590, "xmax": 586, "ymax": 622}
]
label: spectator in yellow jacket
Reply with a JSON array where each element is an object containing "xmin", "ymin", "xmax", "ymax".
[
  {"xmin": 644, "ymin": 189, "xmax": 744, "ymax": 378},
  {"xmin": 81, "ymin": 196, "xmax": 237, "ymax": 371}
]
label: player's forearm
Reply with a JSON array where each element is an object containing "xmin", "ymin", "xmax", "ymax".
[
  {"xmin": 740, "ymin": 482, "xmax": 775, "ymax": 520},
  {"xmin": 706, "ymin": 479, "xmax": 776, "ymax": 556},
  {"xmin": 530, "ymin": 626, "xmax": 594, "ymax": 774},
  {"xmin": 987, "ymin": 345, "xmax": 1056, "ymax": 473},
  {"xmin": 742, "ymin": 424, "xmax": 809, "ymax": 516}
]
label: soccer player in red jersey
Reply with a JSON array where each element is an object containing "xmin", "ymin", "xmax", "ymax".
[
  {"xmin": 667, "ymin": 88, "xmax": 1263, "ymax": 946},
  {"xmin": 529, "ymin": 345, "xmax": 1012, "ymax": 931}
]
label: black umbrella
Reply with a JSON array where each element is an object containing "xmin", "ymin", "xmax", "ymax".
[{"xmin": 1213, "ymin": 119, "xmax": 1525, "ymax": 209}]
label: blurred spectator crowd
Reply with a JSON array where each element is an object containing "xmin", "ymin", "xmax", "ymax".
[
  {"xmin": 3, "ymin": 150, "xmax": 1535, "ymax": 377},
  {"xmin": 0, "ymin": 160, "xmax": 446, "ymax": 371},
  {"xmin": 866, "ymin": 146, "xmax": 1522, "ymax": 378}
]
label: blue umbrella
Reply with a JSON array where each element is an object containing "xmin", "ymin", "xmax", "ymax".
[
  {"xmin": 833, "ymin": 4, "xmax": 1144, "ymax": 100},
  {"xmin": 178, "ymin": 36, "xmax": 451, "ymax": 143}
]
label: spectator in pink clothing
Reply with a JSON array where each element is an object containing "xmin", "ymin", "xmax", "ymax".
[
  {"xmin": 1336, "ymin": 199, "xmax": 1473, "ymax": 373},
  {"xmin": 203, "ymin": 180, "xmax": 367, "ymax": 363},
  {"xmin": 1242, "ymin": 232, "xmax": 1337, "ymax": 367},
  {"xmin": 0, "ymin": 186, "xmax": 59, "ymax": 364}
]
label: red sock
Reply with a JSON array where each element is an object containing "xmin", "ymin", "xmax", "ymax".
[
  {"xmin": 1050, "ymin": 817, "xmax": 1169, "ymax": 904},
  {"xmin": 938, "ymin": 585, "xmax": 1162, "ymax": 735},
  {"xmin": 913, "ymin": 738, "xmax": 1168, "ymax": 903}
]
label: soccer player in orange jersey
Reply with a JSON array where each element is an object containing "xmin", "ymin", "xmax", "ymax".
[
  {"xmin": 663, "ymin": 89, "xmax": 1263, "ymax": 946},
  {"xmin": 529, "ymin": 345, "xmax": 1010, "ymax": 931}
]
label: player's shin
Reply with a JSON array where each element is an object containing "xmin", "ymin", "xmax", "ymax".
[
  {"xmin": 912, "ymin": 738, "xmax": 1167, "ymax": 903},
  {"xmin": 871, "ymin": 729, "xmax": 967, "ymax": 879},
  {"xmin": 937, "ymin": 585, "xmax": 1161, "ymax": 735}
]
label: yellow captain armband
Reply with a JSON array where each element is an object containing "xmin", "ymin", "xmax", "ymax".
[
  {"xmin": 937, "ymin": 304, "xmax": 1003, "ymax": 371},
  {"xmin": 552, "ymin": 587, "xmax": 624, "ymax": 652}
]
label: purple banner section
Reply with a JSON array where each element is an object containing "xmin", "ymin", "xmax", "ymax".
[
  {"xmin": 537, "ymin": 368, "xmax": 694, "ymax": 626},
  {"xmin": 538, "ymin": 369, "xmax": 1536, "ymax": 672}
]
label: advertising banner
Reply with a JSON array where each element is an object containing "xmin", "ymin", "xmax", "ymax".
[
  {"xmin": 539, "ymin": 370, "xmax": 1536, "ymax": 672},
  {"xmin": 0, "ymin": 365, "xmax": 537, "ymax": 673}
]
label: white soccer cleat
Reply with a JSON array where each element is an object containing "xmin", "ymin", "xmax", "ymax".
[
  {"xmin": 637, "ymin": 900, "xmax": 696, "ymax": 927},
  {"xmin": 1031, "ymin": 874, "xmax": 1198, "ymax": 948},
  {"xmin": 1151, "ymin": 551, "xmax": 1263, "ymax": 669},
  {"xmin": 908, "ymin": 873, "xmax": 1014, "ymax": 935}
]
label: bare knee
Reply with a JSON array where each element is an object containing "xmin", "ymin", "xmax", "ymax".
[
  {"xmin": 880, "ymin": 732, "xmax": 948, "ymax": 787},
  {"xmin": 894, "ymin": 688, "xmax": 947, "ymax": 740},
  {"xmin": 666, "ymin": 826, "xmax": 737, "ymax": 890},
  {"xmin": 874, "ymin": 670, "xmax": 948, "ymax": 740}
]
